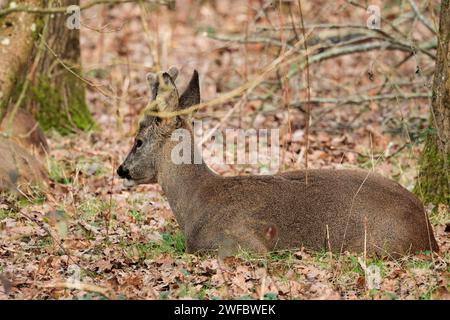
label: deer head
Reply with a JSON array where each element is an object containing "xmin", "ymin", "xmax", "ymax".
[{"xmin": 117, "ymin": 67, "xmax": 200, "ymax": 185}]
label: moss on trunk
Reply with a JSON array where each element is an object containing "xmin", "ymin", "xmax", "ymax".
[
  {"xmin": 414, "ymin": 130, "xmax": 450, "ymax": 206},
  {"xmin": 31, "ymin": 74, "xmax": 94, "ymax": 134},
  {"xmin": 415, "ymin": 0, "xmax": 450, "ymax": 207}
]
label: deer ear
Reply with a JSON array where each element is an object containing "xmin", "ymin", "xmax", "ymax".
[
  {"xmin": 146, "ymin": 68, "xmax": 179, "ymax": 102},
  {"xmin": 146, "ymin": 72, "xmax": 159, "ymax": 100},
  {"xmin": 179, "ymin": 70, "xmax": 200, "ymax": 109}
]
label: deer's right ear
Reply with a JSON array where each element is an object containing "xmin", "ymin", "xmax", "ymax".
[
  {"xmin": 146, "ymin": 73, "xmax": 159, "ymax": 100},
  {"xmin": 179, "ymin": 70, "xmax": 200, "ymax": 109}
]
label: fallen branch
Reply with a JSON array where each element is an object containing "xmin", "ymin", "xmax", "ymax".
[
  {"xmin": 208, "ymin": 33, "xmax": 289, "ymax": 49},
  {"xmin": 209, "ymin": 31, "xmax": 436, "ymax": 60},
  {"xmin": 290, "ymin": 92, "xmax": 431, "ymax": 107},
  {"xmin": 308, "ymin": 40, "xmax": 435, "ymax": 62},
  {"xmin": 0, "ymin": 0, "xmax": 173, "ymax": 18}
]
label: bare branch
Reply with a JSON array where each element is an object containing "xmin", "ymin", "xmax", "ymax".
[
  {"xmin": 0, "ymin": 0, "xmax": 173, "ymax": 18},
  {"xmin": 290, "ymin": 92, "xmax": 431, "ymax": 108},
  {"xmin": 407, "ymin": 0, "xmax": 437, "ymax": 35},
  {"xmin": 209, "ymin": 32, "xmax": 437, "ymax": 60},
  {"xmin": 305, "ymin": 41, "xmax": 436, "ymax": 64}
]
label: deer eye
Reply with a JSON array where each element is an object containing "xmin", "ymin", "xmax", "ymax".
[{"xmin": 135, "ymin": 139, "xmax": 143, "ymax": 148}]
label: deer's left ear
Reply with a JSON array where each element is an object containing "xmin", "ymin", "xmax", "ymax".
[
  {"xmin": 146, "ymin": 73, "xmax": 159, "ymax": 100},
  {"xmin": 179, "ymin": 70, "xmax": 200, "ymax": 109}
]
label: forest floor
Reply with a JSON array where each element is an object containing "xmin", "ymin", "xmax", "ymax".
[{"xmin": 0, "ymin": 1, "xmax": 449, "ymax": 299}]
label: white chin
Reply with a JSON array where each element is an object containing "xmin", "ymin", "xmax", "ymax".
[{"xmin": 123, "ymin": 179, "xmax": 136, "ymax": 188}]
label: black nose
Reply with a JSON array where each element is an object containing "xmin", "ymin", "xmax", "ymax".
[{"xmin": 117, "ymin": 165, "xmax": 130, "ymax": 179}]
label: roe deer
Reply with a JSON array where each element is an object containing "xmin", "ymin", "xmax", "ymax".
[
  {"xmin": 0, "ymin": 109, "xmax": 49, "ymax": 159},
  {"xmin": 118, "ymin": 68, "xmax": 439, "ymax": 257},
  {"xmin": 0, "ymin": 109, "xmax": 48, "ymax": 194}
]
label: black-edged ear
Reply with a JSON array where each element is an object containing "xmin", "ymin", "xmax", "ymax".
[{"xmin": 179, "ymin": 70, "xmax": 200, "ymax": 109}]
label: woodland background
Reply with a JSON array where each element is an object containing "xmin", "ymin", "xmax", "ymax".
[{"xmin": 0, "ymin": 0, "xmax": 448, "ymax": 299}]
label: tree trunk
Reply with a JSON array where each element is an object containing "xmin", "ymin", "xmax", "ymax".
[
  {"xmin": 0, "ymin": 0, "xmax": 94, "ymax": 134},
  {"xmin": 415, "ymin": 0, "xmax": 450, "ymax": 206}
]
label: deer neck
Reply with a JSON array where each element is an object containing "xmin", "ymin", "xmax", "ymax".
[{"xmin": 156, "ymin": 126, "xmax": 216, "ymax": 230}]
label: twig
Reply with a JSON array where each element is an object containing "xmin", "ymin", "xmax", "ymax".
[
  {"xmin": 257, "ymin": 23, "xmax": 391, "ymax": 32},
  {"xmin": 297, "ymin": 0, "xmax": 311, "ymax": 185},
  {"xmin": 241, "ymin": 24, "xmax": 437, "ymax": 59},
  {"xmin": 139, "ymin": 1, "xmax": 160, "ymax": 71},
  {"xmin": 305, "ymin": 40, "xmax": 436, "ymax": 64},
  {"xmin": 199, "ymin": 90, "xmax": 252, "ymax": 145},
  {"xmin": 340, "ymin": 171, "xmax": 373, "ymax": 256},
  {"xmin": 346, "ymin": 0, "xmax": 408, "ymax": 40},
  {"xmin": 41, "ymin": 39, "xmax": 117, "ymax": 100},
  {"xmin": 105, "ymin": 157, "xmax": 115, "ymax": 236},
  {"xmin": 330, "ymin": 142, "xmax": 413, "ymax": 161},
  {"xmin": 326, "ymin": 224, "xmax": 332, "ymax": 258},
  {"xmin": 290, "ymin": 92, "xmax": 431, "ymax": 107},
  {"xmin": 208, "ymin": 33, "xmax": 288, "ymax": 49},
  {"xmin": 277, "ymin": 0, "xmax": 290, "ymax": 168},
  {"xmin": 363, "ymin": 216, "xmax": 368, "ymax": 265},
  {"xmin": 210, "ymin": 31, "xmax": 436, "ymax": 60},
  {"xmin": 339, "ymin": 150, "xmax": 386, "ymax": 256},
  {"xmin": 0, "ymin": 0, "xmax": 173, "ymax": 18},
  {"xmin": 407, "ymin": 0, "xmax": 436, "ymax": 35}
]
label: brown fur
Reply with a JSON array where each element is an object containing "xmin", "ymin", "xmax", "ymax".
[
  {"xmin": 118, "ymin": 69, "xmax": 439, "ymax": 257},
  {"xmin": 0, "ymin": 109, "xmax": 49, "ymax": 159},
  {"xmin": 0, "ymin": 110, "xmax": 48, "ymax": 194}
]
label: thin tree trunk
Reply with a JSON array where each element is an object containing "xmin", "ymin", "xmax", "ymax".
[{"xmin": 415, "ymin": 0, "xmax": 450, "ymax": 206}]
